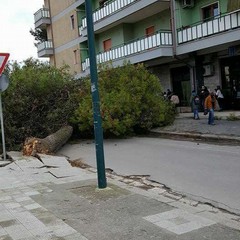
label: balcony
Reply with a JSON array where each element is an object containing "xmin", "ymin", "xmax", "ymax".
[
  {"xmin": 81, "ymin": 0, "xmax": 137, "ymax": 32},
  {"xmin": 37, "ymin": 41, "xmax": 53, "ymax": 57},
  {"xmin": 34, "ymin": 8, "xmax": 51, "ymax": 29},
  {"xmin": 79, "ymin": 0, "xmax": 169, "ymax": 36},
  {"xmin": 177, "ymin": 10, "xmax": 240, "ymax": 54},
  {"xmin": 82, "ymin": 30, "xmax": 172, "ymax": 71}
]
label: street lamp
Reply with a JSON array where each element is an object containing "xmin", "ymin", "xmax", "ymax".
[{"xmin": 85, "ymin": 0, "xmax": 107, "ymax": 188}]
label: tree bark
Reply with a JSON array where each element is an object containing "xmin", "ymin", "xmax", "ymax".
[{"xmin": 23, "ymin": 125, "xmax": 73, "ymax": 156}]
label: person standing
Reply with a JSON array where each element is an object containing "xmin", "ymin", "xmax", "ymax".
[
  {"xmin": 204, "ymin": 91, "xmax": 216, "ymax": 125},
  {"xmin": 170, "ymin": 93, "xmax": 180, "ymax": 113},
  {"xmin": 199, "ymin": 86, "xmax": 209, "ymax": 111},
  {"xmin": 215, "ymin": 85, "xmax": 224, "ymax": 111},
  {"xmin": 190, "ymin": 90, "xmax": 200, "ymax": 120},
  {"xmin": 166, "ymin": 89, "xmax": 172, "ymax": 100}
]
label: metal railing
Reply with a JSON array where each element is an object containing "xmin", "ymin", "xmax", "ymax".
[
  {"xmin": 177, "ymin": 10, "xmax": 240, "ymax": 44},
  {"xmin": 80, "ymin": 0, "xmax": 138, "ymax": 34},
  {"xmin": 34, "ymin": 8, "xmax": 50, "ymax": 23},
  {"xmin": 82, "ymin": 30, "xmax": 172, "ymax": 71},
  {"xmin": 37, "ymin": 40, "xmax": 53, "ymax": 52}
]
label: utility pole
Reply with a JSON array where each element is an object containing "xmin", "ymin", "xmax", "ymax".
[{"xmin": 85, "ymin": 0, "xmax": 107, "ymax": 188}]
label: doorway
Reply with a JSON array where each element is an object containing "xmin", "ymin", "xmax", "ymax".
[
  {"xmin": 171, "ymin": 66, "xmax": 191, "ymax": 106},
  {"xmin": 220, "ymin": 56, "xmax": 240, "ymax": 109}
]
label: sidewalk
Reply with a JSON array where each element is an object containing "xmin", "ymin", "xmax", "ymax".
[
  {"xmin": 151, "ymin": 110, "xmax": 240, "ymax": 145},
  {"xmin": 0, "ymin": 111, "xmax": 239, "ymax": 239},
  {"xmin": 0, "ymin": 152, "xmax": 239, "ymax": 239}
]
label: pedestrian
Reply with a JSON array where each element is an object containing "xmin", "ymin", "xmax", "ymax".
[
  {"xmin": 204, "ymin": 91, "xmax": 216, "ymax": 125},
  {"xmin": 163, "ymin": 91, "xmax": 167, "ymax": 100},
  {"xmin": 170, "ymin": 93, "xmax": 180, "ymax": 113},
  {"xmin": 166, "ymin": 89, "xmax": 172, "ymax": 100},
  {"xmin": 170, "ymin": 93, "xmax": 180, "ymax": 106},
  {"xmin": 199, "ymin": 85, "xmax": 209, "ymax": 111},
  {"xmin": 215, "ymin": 85, "xmax": 224, "ymax": 111},
  {"xmin": 190, "ymin": 90, "xmax": 200, "ymax": 120}
]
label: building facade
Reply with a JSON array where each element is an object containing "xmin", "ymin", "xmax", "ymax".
[{"xmin": 34, "ymin": 0, "xmax": 240, "ymax": 109}]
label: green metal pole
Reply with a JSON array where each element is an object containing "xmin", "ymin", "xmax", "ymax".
[{"xmin": 85, "ymin": 0, "xmax": 107, "ymax": 188}]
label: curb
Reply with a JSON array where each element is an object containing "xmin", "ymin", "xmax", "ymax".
[{"xmin": 149, "ymin": 130, "xmax": 240, "ymax": 145}]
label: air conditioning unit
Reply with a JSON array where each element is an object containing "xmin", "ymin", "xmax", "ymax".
[
  {"xmin": 203, "ymin": 64, "xmax": 214, "ymax": 77},
  {"xmin": 182, "ymin": 0, "xmax": 194, "ymax": 8}
]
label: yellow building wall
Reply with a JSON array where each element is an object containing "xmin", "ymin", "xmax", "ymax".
[
  {"xmin": 54, "ymin": 46, "xmax": 82, "ymax": 75},
  {"xmin": 51, "ymin": 10, "xmax": 79, "ymax": 48},
  {"xmin": 42, "ymin": 0, "xmax": 82, "ymax": 75},
  {"xmin": 49, "ymin": 0, "xmax": 76, "ymax": 16}
]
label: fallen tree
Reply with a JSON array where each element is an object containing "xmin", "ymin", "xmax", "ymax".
[{"xmin": 23, "ymin": 125, "xmax": 73, "ymax": 156}]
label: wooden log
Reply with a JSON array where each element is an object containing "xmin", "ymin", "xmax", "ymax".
[{"xmin": 23, "ymin": 125, "xmax": 73, "ymax": 156}]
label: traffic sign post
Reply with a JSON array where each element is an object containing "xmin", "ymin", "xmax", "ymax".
[
  {"xmin": 0, "ymin": 53, "xmax": 9, "ymax": 75},
  {"xmin": 0, "ymin": 53, "xmax": 10, "ymax": 161}
]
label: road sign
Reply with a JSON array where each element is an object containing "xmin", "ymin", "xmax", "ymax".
[
  {"xmin": 0, "ymin": 53, "xmax": 10, "ymax": 75},
  {"xmin": 0, "ymin": 74, "xmax": 9, "ymax": 92}
]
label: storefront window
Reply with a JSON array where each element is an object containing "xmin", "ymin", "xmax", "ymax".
[{"xmin": 224, "ymin": 66, "xmax": 230, "ymax": 88}]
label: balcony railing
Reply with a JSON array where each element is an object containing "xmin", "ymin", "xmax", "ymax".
[
  {"xmin": 82, "ymin": 30, "xmax": 172, "ymax": 71},
  {"xmin": 34, "ymin": 8, "xmax": 50, "ymax": 23},
  {"xmin": 37, "ymin": 40, "xmax": 53, "ymax": 53},
  {"xmin": 177, "ymin": 9, "xmax": 240, "ymax": 44},
  {"xmin": 80, "ymin": 0, "xmax": 138, "ymax": 34}
]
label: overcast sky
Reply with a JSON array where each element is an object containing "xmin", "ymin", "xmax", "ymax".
[{"xmin": 0, "ymin": 0, "xmax": 45, "ymax": 63}]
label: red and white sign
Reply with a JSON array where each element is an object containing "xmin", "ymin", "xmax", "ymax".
[{"xmin": 0, "ymin": 53, "xmax": 10, "ymax": 75}]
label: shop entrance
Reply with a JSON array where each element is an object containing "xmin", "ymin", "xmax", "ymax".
[
  {"xmin": 220, "ymin": 56, "xmax": 240, "ymax": 109},
  {"xmin": 171, "ymin": 66, "xmax": 191, "ymax": 106}
]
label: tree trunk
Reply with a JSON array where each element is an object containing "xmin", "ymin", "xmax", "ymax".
[{"xmin": 23, "ymin": 125, "xmax": 73, "ymax": 156}]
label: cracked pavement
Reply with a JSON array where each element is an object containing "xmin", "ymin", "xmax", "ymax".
[{"xmin": 0, "ymin": 152, "xmax": 239, "ymax": 239}]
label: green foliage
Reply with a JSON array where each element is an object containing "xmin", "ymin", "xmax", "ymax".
[
  {"xmin": 71, "ymin": 63, "xmax": 175, "ymax": 137},
  {"xmin": 2, "ymin": 58, "xmax": 79, "ymax": 150},
  {"xmin": 1, "ymin": 60, "xmax": 175, "ymax": 151},
  {"xmin": 29, "ymin": 28, "xmax": 48, "ymax": 46}
]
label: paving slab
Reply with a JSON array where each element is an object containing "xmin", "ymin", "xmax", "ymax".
[
  {"xmin": 0, "ymin": 161, "xmax": 12, "ymax": 167},
  {"xmin": 151, "ymin": 111, "xmax": 240, "ymax": 145},
  {"xmin": 0, "ymin": 153, "xmax": 239, "ymax": 239}
]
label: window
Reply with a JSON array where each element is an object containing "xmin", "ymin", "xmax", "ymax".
[
  {"xmin": 145, "ymin": 26, "xmax": 155, "ymax": 37},
  {"xmin": 100, "ymin": 0, "xmax": 108, "ymax": 7},
  {"xmin": 103, "ymin": 39, "xmax": 112, "ymax": 51},
  {"xmin": 70, "ymin": 15, "xmax": 75, "ymax": 29},
  {"xmin": 202, "ymin": 2, "xmax": 219, "ymax": 21},
  {"xmin": 73, "ymin": 50, "xmax": 77, "ymax": 64}
]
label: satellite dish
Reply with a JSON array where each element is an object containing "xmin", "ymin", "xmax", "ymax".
[{"xmin": 0, "ymin": 74, "xmax": 9, "ymax": 92}]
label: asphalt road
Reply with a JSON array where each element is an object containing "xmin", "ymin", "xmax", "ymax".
[{"xmin": 59, "ymin": 137, "xmax": 240, "ymax": 215}]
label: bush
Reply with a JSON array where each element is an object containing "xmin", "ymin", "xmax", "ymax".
[
  {"xmin": 0, "ymin": 60, "xmax": 175, "ymax": 152},
  {"xmin": 2, "ymin": 58, "xmax": 79, "ymax": 150},
  {"xmin": 71, "ymin": 62, "xmax": 175, "ymax": 137},
  {"xmin": 226, "ymin": 113, "xmax": 240, "ymax": 121}
]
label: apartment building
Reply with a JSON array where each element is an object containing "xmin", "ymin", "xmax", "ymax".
[{"xmin": 34, "ymin": 0, "xmax": 240, "ymax": 109}]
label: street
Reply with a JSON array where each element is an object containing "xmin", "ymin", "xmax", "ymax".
[{"xmin": 59, "ymin": 137, "xmax": 240, "ymax": 215}]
